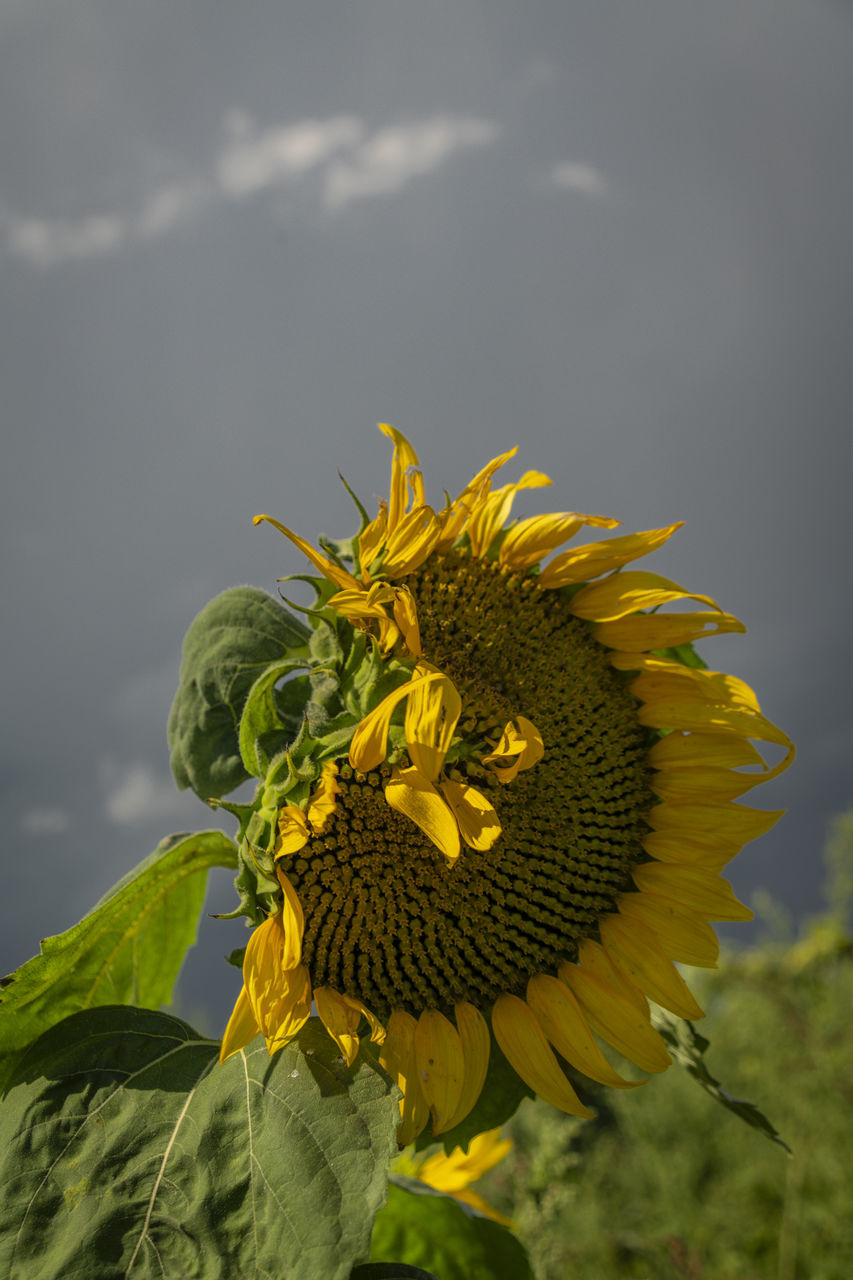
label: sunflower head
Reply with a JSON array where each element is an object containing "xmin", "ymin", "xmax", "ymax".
[{"xmin": 217, "ymin": 424, "xmax": 793, "ymax": 1147}]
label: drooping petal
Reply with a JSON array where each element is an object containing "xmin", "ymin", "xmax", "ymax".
[
  {"xmin": 380, "ymin": 1009, "xmax": 431, "ymax": 1145},
  {"xmin": 405, "ymin": 664, "xmax": 462, "ymax": 782},
  {"xmin": 359, "ymin": 501, "xmax": 388, "ymax": 576},
  {"xmin": 491, "ymin": 994, "xmax": 595, "ymax": 1118},
  {"xmin": 264, "ymin": 963, "xmax": 312, "ymax": 1054},
  {"xmin": 442, "ymin": 1002, "xmax": 491, "ymax": 1132},
  {"xmin": 467, "ymin": 471, "xmax": 553, "ymax": 559},
  {"xmin": 386, "ymin": 765, "xmax": 461, "ymax": 862},
  {"xmin": 418, "ymin": 1128, "xmax": 512, "ymax": 1193},
  {"xmin": 559, "ymin": 963, "xmax": 672, "ymax": 1074},
  {"xmin": 592, "ymin": 610, "xmax": 746, "ymax": 652},
  {"xmin": 382, "ymin": 506, "xmax": 444, "ymax": 577},
  {"xmin": 414, "ymin": 1009, "xmax": 466, "ymax": 1134},
  {"xmin": 439, "ymin": 779, "xmax": 502, "ymax": 850},
  {"xmin": 526, "ymin": 974, "xmax": 638, "ymax": 1089},
  {"xmin": 308, "ymin": 761, "xmax": 340, "ymax": 832},
  {"xmin": 327, "ymin": 581, "xmax": 395, "ymax": 624},
  {"xmin": 569, "ymin": 570, "xmax": 720, "ymax": 622},
  {"xmin": 253, "ymin": 513, "xmax": 360, "ymax": 591},
  {"xmin": 632, "ymin": 864, "xmax": 754, "ymax": 922},
  {"xmin": 219, "ymin": 985, "xmax": 260, "ymax": 1063},
  {"xmin": 315, "ymin": 986, "xmax": 362, "ymax": 1066},
  {"xmin": 392, "ymin": 585, "xmax": 421, "ymax": 656},
  {"xmin": 539, "ymin": 524, "xmax": 684, "ymax": 589},
  {"xmin": 576, "ymin": 938, "xmax": 649, "ymax": 1014},
  {"xmin": 276, "ymin": 805, "xmax": 310, "ymax": 856},
  {"xmin": 598, "ymin": 915, "xmax": 705, "ymax": 1020},
  {"xmin": 499, "ymin": 511, "xmax": 619, "ymax": 572},
  {"xmin": 349, "ymin": 669, "xmax": 440, "ymax": 772},
  {"xmin": 482, "ymin": 716, "xmax": 545, "ymax": 783},
  {"xmin": 275, "ymin": 866, "xmax": 305, "ymax": 970}
]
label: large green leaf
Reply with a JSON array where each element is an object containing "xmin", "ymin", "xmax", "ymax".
[
  {"xmin": 0, "ymin": 1009, "xmax": 399, "ymax": 1279},
  {"xmin": 169, "ymin": 586, "xmax": 311, "ymax": 800},
  {"xmin": 369, "ymin": 1178, "xmax": 533, "ymax": 1280},
  {"xmin": 0, "ymin": 830, "xmax": 237, "ymax": 1093}
]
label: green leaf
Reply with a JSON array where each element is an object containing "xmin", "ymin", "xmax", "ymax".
[
  {"xmin": 238, "ymin": 656, "xmax": 310, "ymax": 778},
  {"xmin": 351, "ymin": 1265, "xmax": 440, "ymax": 1279},
  {"xmin": 655, "ymin": 1013, "xmax": 791, "ymax": 1152},
  {"xmin": 169, "ymin": 586, "xmax": 311, "ymax": 801},
  {"xmin": 0, "ymin": 830, "xmax": 237, "ymax": 1093},
  {"xmin": 370, "ymin": 1179, "xmax": 533, "ymax": 1280},
  {"xmin": 418, "ymin": 1033, "xmax": 533, "ymax": 1156},
  {"xmin": 0, "ymin": 1008, "xmax": 400, "ymax": 1280}
]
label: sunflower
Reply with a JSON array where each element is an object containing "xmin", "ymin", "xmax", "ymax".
[{"xmin": 221, "ymin": 425, "xmax": 794, "ymax": 1145}]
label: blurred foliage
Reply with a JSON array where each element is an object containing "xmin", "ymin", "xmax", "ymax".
[{"xmin": 477, "ymin": 812, "xmax": 853, "ymax": 1280}]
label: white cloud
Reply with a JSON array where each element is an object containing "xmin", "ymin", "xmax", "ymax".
[
  {"xmin": 7, "ymin": 214, "xmax": 126, "ymax": 267},
  {"xmin": 549, "ymin": 162, "xmax": 609, "ymax": 197},
  {"xmin": 5, "ymin": 110, "xmax": 502, "ymax": 266},
  {"xmin": 324, "ymin": 115, "xmax": 499, "ymax": 209},
  {"xmin": 105, "ymin": 763, "xmax": 198, "ymax": 825},
  {"xmin": 19, "ymin": 808, "xmax": 71, "ymax": 836},
  {"xmin": 217, "ymin": 113, "xmax": 364, "ymax": 198}
]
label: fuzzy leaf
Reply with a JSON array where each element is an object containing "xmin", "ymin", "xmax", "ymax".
[
  {"xmin": 0, "ymin": 830, "xmax": 237, "ymax": 1093},
  {"xmin": 655, "ymin": 1013, "xmax": 791, "ymax": 1151},
  {"xmin": 0, "ymin": 1009, "xmax": 400, "ymax": 1280},
  {"xmin": 370, "ymin": 1179, "xmax": 533, "ymax": 1280},
  {"xmin": 169, "ymin": 586, "xmax": 310, "ymax": 800}
]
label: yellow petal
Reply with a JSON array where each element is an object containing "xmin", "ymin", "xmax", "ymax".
[
  {"xmin": 526, "ymin": 974, "xmax": 638, "ymax": 1089},
  {"xmin": 219, "ymin": 985, "xmax": 260, "ymax": 1063},
  {"xmin": 593, "ymin": 610, "xmax": 745, "ymax": 652},
  {"xmin": 276, "ymin": 805, "xmax": 310, "ymax": 856},
  {"xmin": 359, "ymin": 502, "xmax": 388, "ymax": 576},
  {"xmin": 539, "ymin": 524, "xmax": 684, "ymax": 589},
  {"xmin": 308, "ymin": 761, "xmax": 340, "ymax": 832},
  {"xmin": 386, "ymin": 765, "xmax": 461, "ymax": 862},
  {"xmin": 253, "ymin": 514, "xmax": 360, "ymax": 591},
  {"xmin": 439, "ymin": 779, "xmax": 502, "ymax": 850},
  {"xmin": 392, "ymin": 585, "xmax": 421, "ymax": 656},
  {"xmin": 379, "ymin": 423, "xmax": 420, "ymax": 531},
  {"xmin": 414, "ymin": 1009, "xmax": 466, "ymax": 1134},
  {"xmin": 327, "ymin": 582, "xmax": 395, "ymax": 623},
  {"xmin": 650, "ymin": 765, "xmax": 767, "ymax": 803},
  {"xmin": 632, "ymin": 863, "xmax": 754, "ymax": 921},
  {"xmin": 647, "ymin": 800, "xmax": 784, "ymax": 845},
  {"xmin": 491, "ymin": 994, "xmax": 594, "ymax": 1118},
  {"xmin": 617, "ymin": 893, "xmax": 719, "ymax": 968},
  {"xmin": 443, "ymin": 1002, "xmax": 491, "ymax": 1131},
  {"xmin": 264, "ymin": 963, "xmax": 312, "ymax": 1054},
  {"xmin": 499, "ymin": 511, "xmax": 619, "ymax": 572},
  {"xmin": 435, "ymin": 447, "xmax": 519, "ymax": 552},
  {"xmin": 315, "ymin": 986, "xmax": 362, "ymax": 1066},
  {"xmin": 576, "ymin": 938, "xmax": 648, "ymax": 1013},
  {"xmin": 599, "ymin": 915, "xmax": 705, "ymax": 1020},
  {"xmin": 380, "ymin": 1010, "xmax": 431, "ymax": 1145},
  {"xmin": 482, "ymin": 716, "xmax": 544, "ymax": 783},
  {"xmin": 418, "ymin": 1127, "xmax": 512, "ymax": 1193},
  {"xmin": 649, "ymin": 732, "xmax": 766, "ymax": 771},
  {"xmin": 405, "ymin": 664, "xmax": 462, "ymax": 782},
  {"xmin": 349, "ymin": 669, "xmax": 439, "ymax": 772},
  {"xmin": 641, "ymin": 829, "xmax": 741, "ymax": 872},
  {"xmin": 467, "ymin": 471, "xmax": 553, "ymax": 559},
  {"xmin": 570, "ymin": 570, "xmax": 720, "ymax": 622},
  {"xmin": 559, "ymin": 963, "xmax": 672, "ymax": 1074},
  {"xmin": 275, "ymin": 866, "xmax": 305, "ymax": 970},
  {"xmin": 382, "ymin": 506, "xmax": 444, "ymax": 577}
]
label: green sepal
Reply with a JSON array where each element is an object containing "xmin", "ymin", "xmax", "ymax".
[
  {"xmin": 416, "ymin": 1030, "xmax": 533, "ymax": 1156},
  {"xmin": 238, "ymin": 655, "xmax": 311, "ymax": 779},
  {"xmin": 225, "ymin": 946, "xmax": 246, "ymax": 968},
  {"xmin": 168, "ymin": 586, "xmax": 311, "ymax": 801},
  {"xmin": 370, "ymin": 1178, "xmax": 533, "ymax": 1280},
  {"xmin": 0, "ymin": 1010, "xmax": 400, "ymax": 1280},
  {"xmin": 654, "ymin": 1012, "xmax": 791, "ymax": 1152},
  {"xmin": 0, "ymin": 830, "xmax": 237, "ymax": 1093}
]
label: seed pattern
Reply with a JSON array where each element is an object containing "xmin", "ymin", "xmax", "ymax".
[{"xmin": 286, "ymin": 551, "xmax": 654, "ymax": 1016}]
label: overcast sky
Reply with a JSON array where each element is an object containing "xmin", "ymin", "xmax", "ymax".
[{"xmin": 2, "ymin": 0, "xmax": 851, "ymax": 1034}]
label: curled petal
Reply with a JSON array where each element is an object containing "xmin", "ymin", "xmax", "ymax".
[
  {"xmin": 253, "ymin": 513, "xmax": 359, "ymax": 591},
  {"xmin": 220, "ymin": 985, "xmax": 259, "ymax": 1063},
  {"xmin": 482, "ymin": 716, "xmax": 544, "ymax": 783},
  {"xmin": 275, "ymin": 866, "xmax": 305, "ymax": 970},
  {"xmin": 386, "ymin": 765, "xmax": 461, "ymax": 862},
  {"xmin": 593, "ymin": 610, "xmax": 745, "ymax": 652},
  {"xmin": 467, "ymin": 471, "xmax": 552, "ymax": 559},
  {"xmin": 264, "ymin": 964, "xmax": 312, "ymax": 1055},
  {"xmin": 570, "ymin": 570, "xmax": 720, "ymax": 622},
  {"xmin": 307, "ymin": 761, "xmax": 340, "ymax": 833},
  {"xmin": 315, "ymin": 986, "xmax": 362, "ymax": 1066},
  {"xmin": 349, "ymin": 669, "xmax": 441, "ymax": 772},
  {"xmin": 380, "ymin": 1010, "xmax": 431, "ymax": 1145},
  {"xmin": 436, "ymin": 448, "xmax": 519, "ymax": 552},
  {"xmin": 359, "ymin": 501, "xmax": 388, "ymax": 576},
  {"xmin": 276, "ymin": 805, "xmax": 310, "ymax": 856},
  {"xmin": 440, "ymin": 779, "xmax": 502, "ymax": 850},
  {"xmin": 499, "ymin": 510, "xmax": 619, "ymax": 572},
  {"xmin": 405, "ymin": 664, "xmax": 462, "ymax": 782},
  {"xmin": 379, "ymin": 422, "xmax": 420, "ymax": 531}
]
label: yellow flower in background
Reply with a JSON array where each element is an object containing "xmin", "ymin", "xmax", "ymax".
[
  {"xmin": 224, "ymin": 424, "xmax": 794, "ymax": 1147},
  {"xmin": 396, "ymin": 1128, "xmax": 514, "ymax": 1225}
]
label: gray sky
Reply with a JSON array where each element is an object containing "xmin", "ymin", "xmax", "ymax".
[{"xmin": 2, "ymin": 0, "xmax": 851, "ymax": 1034}]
